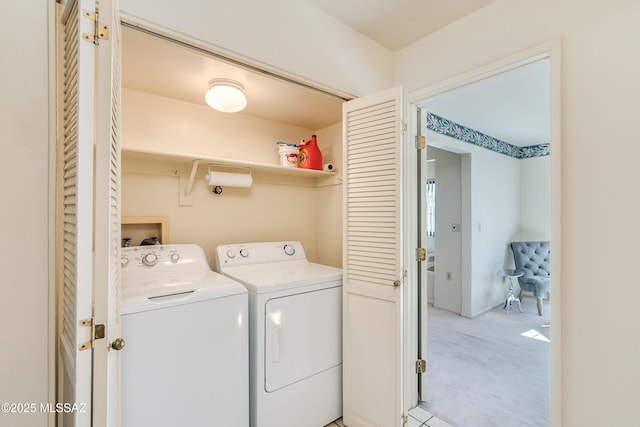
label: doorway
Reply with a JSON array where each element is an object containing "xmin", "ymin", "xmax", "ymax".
[{"xmin": 410, "ymin": 49, "xmax": 559, "ymax": 427}]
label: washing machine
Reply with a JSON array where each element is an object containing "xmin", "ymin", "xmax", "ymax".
[
  {"xmin": 121, "ymin": 244, "xmax": 248, "ymax": 427},
  {"xmin": 214, "ymin": 241, "xmax": 343, "ymax": 427}
]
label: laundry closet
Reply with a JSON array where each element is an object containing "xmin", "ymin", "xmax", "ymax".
[{"xmin": 120, "ymin": 26, "xmax": 345, "ymax": 268}]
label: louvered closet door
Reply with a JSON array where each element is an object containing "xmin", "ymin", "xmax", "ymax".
[
  {"xmin": 92, "ymin": 0, "xmax": 122, "ymax": 425},
  {"xmin": 58, "ymin": 0, "xmax": 96, "ymax": 425},
  {"xmin": 342, "ymin": 86, "xmax": 404, "ymax": 427}
]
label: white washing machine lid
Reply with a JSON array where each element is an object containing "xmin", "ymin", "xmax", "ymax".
[
  {"xmin": 122, "ymin": 270, "xmax": 246, "ymax": 314},
  {"xmin": 218, "ymin": 259, "xmax": 342, "ymax": 294},
  {"xmin": 121, "ymin": 244, "xmax": 246, "ymax": 314}
]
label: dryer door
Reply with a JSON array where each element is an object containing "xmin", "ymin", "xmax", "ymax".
[{"xmin": 264, "ymin": 285, "xmax": 342, "ymax": 392}]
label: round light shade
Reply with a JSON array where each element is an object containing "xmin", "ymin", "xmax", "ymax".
[{"xmin": 205, "ymin": 79, "xmax": 247, "ymax": 113}]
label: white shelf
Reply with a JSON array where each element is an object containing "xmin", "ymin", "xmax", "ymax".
[
  {"xmin": 122, "ymin": 148, "xmax": 334, "ymax": 178},
  {"xmin": 122, "ymin": 148, "xmax": 339, "ymax": 207}
]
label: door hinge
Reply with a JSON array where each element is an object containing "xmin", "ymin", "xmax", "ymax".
[
  {"xmin": 416, "ymin": 247, "xmax": 426, "ymax": 262},
  {"xmin": 416, "ymin": 359, "xmax": 427, "ymax": 374},
  {"xmin": 415, "ymin": 135, "xmax": 426, "ymax": 150},
  {"xmin": 79, "ymin": 318, "xmax": 106, "ymax": 351},
  {"xmin": 82, "ymin": 9, "xmax": 109, "ymax": 44},
  {"xmin": 402, "ymin": 414, "xmax": 409, "ymax": 426},
  {"xmin": 402, "ymin": 122, "xmax": 408, "ymax": 134}
]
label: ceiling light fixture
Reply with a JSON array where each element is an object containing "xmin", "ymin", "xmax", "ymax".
[{"xmin": 205, "ymin": 79, "xmax": 248, "ymax": 113}]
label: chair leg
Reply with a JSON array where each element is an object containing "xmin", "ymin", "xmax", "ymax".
[
  {"xmin": 518, "ymin": 289, "xmax": 523, "ymax": 301},
  {"xmin": 536, "ymin": 298, "xmax": 543, "ymax": 316}
]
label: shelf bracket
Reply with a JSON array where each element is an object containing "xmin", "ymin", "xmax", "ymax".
[{"xmin": 179, "ymin": 159, "xmax": 200, "ymax": 206}]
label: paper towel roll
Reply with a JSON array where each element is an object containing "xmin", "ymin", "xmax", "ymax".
[
  {"xmin": 323, "ymin": 163, "xmax": 335, "ymax": 172},
  {"xmin": 205, "ymin": 171, "xmax": 253, "ymax": 188}
]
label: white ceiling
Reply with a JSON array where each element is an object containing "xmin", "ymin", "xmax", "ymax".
[
  {"xmin": 122, "ymin": 1, "xmax": 549, "ymax": 147},
  {"xmin": 304, "ymin": 0, "xmax": 495, "ymax": 51},
  {"xmin": 121, "ymin": 27, "xmax": 345, "ymax": 131},
  {"xmin": 424, "ymin": 60, "xmax": 550, "ymax": 147}
]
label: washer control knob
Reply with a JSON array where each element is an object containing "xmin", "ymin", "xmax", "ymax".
[
  {"xmin": 121, "ymin": 257, "xmax": 129, "ymax": 267},
  {"xmin": 169, "ymin": 253, "xmax": 180, "ymax": 263},
  {"xmin": 239, "ymin": 248, "xmax": 249, "ymax": 258},
  {"xmin": 226, "ymin": 249, "xmax": 236, "ymax": 259},
  {"xmin": 142, "ymin": 252, "xmax": 158, "ymax": 266},
  {"xmin": 283, "ymin": 244, "xmax": 296, "ymax": 256}
]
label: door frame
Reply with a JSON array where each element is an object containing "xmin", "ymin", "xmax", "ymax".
[{"xmin": 402, "ymin": 39, "xmax": 562, "ymax": 426}]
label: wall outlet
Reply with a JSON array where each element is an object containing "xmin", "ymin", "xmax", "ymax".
[{"xmin": 446, "ymin": 272, "xmax": 452, "ymax": 280}]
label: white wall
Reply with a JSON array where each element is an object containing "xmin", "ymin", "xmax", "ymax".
[
  {"xmin": 119, "ymin": 0, "xmax": 395, "ymax": 97},
  {"xmin": 428, "ymin": 139, "xmax": 550, "ymax": 316},
  {"xmin": 0, "ymin": 1, "xmax": 52, "ymax": 426},
  {"xmin": 428, "ymin": 132, "xmax": 520, "ymax": 317},
  {"xmin": 398, "ymin": 0, "xmax": 640, "ymax": 424},
  {"xmin": 427, "ymin": 146, "xmax": 462, "ymax": 314},
  {"xmin": 469, "ymin": 146, "xmax": 520, "ymax": 317},
  {"xmin": 520, "ymin": 156, "xmax": 551, "ymax": 241}
]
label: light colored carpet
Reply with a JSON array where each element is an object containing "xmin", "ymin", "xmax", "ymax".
[{"xmin": 420, "ymin": 297, "xmax": 550, "ymax": 427}]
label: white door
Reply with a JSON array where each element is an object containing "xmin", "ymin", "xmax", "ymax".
[
  {"xmin": 57, "ymin": 1, "xmax": 97, "ymax": 425},
  {"xmin": 93, "ymin": 0, "xmax": 122, "ymax": 425},
  {"xmin": 57, "ymin": 0, "xmax": 121, "ymax": 425},
  {"xmin": 418, "ymin": 109, "xmax": 429, "ymax": 401},
  {"xmin": 342, "ymin": 87, "xmax": 404, "ymax": 427}
]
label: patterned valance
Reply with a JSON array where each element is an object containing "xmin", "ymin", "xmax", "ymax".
[{"xmin": 426, "ymin": 112, "xmax": 550, "ymax": 159}]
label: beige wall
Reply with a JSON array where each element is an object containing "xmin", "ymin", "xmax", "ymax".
[
  {"xmin": 313, "ymin": 122, "xmax": 343, "ymax": 268},
  {"xmin": 120, "ymin": 0, "xmax": 395, "ymax": 97},
  {"xmin": 122, "ymin": 168, "xmax": 320, "ymax": 265},
  {"xmin": 0, "ymin": 1, "xmax": 53, "ymax": 426},
  {"xmin": 14, "ymin": 0, "xmax": 638, "ymax": 425},
  {"xmin": 122, "ymin": 89, "xmax": 343, "ymax": 267},
  {"xmin": 397, "ymin": 0, "xmax": 640, "ymax": 424},
  {"xmin": 123, "ymin": 89, "xmax": 313, "ymax": 163}
]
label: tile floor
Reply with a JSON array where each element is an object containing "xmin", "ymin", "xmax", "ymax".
[
  {"xmin": 323, "ymin": 408, "xmax": 453, "ymax": 427},
  {"xmin": 407, "ymin": 407, "xmax": 453, "ymax": 427}
]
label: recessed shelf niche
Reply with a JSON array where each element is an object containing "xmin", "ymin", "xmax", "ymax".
[{"xmin": 121, "ymin": 216, "xmax": 169, "ymax": 247}]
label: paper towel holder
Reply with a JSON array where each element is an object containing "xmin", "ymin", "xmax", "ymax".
[{"xmin": 205, "ymin": 164, "xmax": 253, "ymax": 195}]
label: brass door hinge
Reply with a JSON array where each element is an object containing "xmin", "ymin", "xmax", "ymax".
[
  {"xmin": 415, "ymin": 135, "xmax": 426, "ymax": 150},
  {"xmin": 416, "ymin": 247, "xmax": 426, "ymax": 262},
  {"xmin": 416, "ymin": 359, "xmax": 427, "ymax": 374},
  {"xmin": 79, "ymin": 318, "xmax": 106, "ymax": 351},
  {"xmin": 82, "ymin": 9, "xmax": 109, "ymax": 44}
]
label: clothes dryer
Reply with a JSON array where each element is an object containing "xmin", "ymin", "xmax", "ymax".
[
  {"xmin": 215, "ymin": 241, "xmax": 342, "ymax": 427},
  {"xmin": 121, "ymin": 244, "xmax": 248, "ymax": 427}
]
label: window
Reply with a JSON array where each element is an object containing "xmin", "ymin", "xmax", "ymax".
[{"xmin": 426, "ymin": 179, "xmax": 436, "ymax": 237}]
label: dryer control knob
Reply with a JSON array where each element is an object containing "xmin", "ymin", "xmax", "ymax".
[
  {"xmin": 170, "ymin": 253, "xmax": 180, "ymax": 263},
  {"xmin": 283, "ymin": 244, "xmax": 296, "ymax": 256},
  {"xmin": 121, "ymin": 257, "xmax": 129, "ymax": 267},
  {"xmin": 226, "ymin": 249, "xmax": 236, "ymax": 259},
  {"xmin": 239, "ymin": 248, "xmax": 249, "ymax": 258},
  {"xmin": 142, "ymin": 252, "xmax": 158, "ymax": 266}
]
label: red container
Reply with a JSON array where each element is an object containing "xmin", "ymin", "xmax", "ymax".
[{"xmin": 298, "ymin": 134, "xmax": 323, "ymax": 170}]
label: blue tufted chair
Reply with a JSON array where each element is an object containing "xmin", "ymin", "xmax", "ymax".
[{"xmin": 510, "ymin": 241, "xmax": 550, "ymax": 316}]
